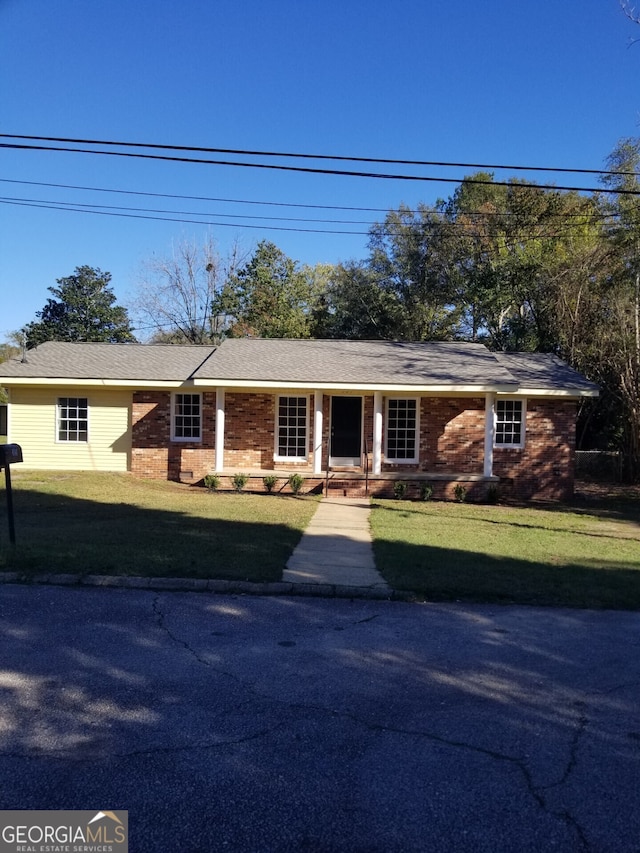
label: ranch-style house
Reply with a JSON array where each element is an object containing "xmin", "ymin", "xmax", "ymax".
[{"xmin": 0, "ymin": 338, "xmax": 599, "ymax": 501}]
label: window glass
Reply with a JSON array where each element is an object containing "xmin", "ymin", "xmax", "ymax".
[
  {"xmin": 386, "ymin": 399, "xmax": 418, "ymax": 462},
  {"xmin": 277, "ymin": 396, "xmax": 307, "ymax": 458},
  {"xmin": 58, "ymin": 397, "xmax": 88, "ymax": 442},
  {"xmin": 174, "ymin": 393, "xmax": 201, "ymax": 440},
  {"xmin": 495, "ymin": 399, "xmax": 524, "ymax": 446}
]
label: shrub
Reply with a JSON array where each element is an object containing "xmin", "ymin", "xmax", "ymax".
[
  {"xmin": 203, "ymin": 474, "xmax": 220, "ymax": 492},
  {"xmin": 393, "ymin": 481, "xmax": 408, "ymax": 500},
  {"xmin": 420, "ymin": 482, "xmax": 433, "ymax": 501},
  {"xmin": 232, "ymin": 472, "xmax": 250, "ymax": 492},
  {"xmin": 454, "ymin": 484, "xmax": 467, "ymax": 503},
  {"xmin": 486, "ymin": 484, "xmax": 500, "ymax": 504},
  {"xmin": 263, "ymin": 475, "xmax": 279, "ymax": 493},
  {"xmin": 288, "ymin": 473, "xmax": 305, "ymax": 495}
]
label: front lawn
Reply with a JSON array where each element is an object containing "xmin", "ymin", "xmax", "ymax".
[
  {"xmin": 370, "ymin": 495, "xmax": 640, "ymax": 609},
  {"xmin": 0, "ymin": 471, "xmax": 319, "ymax": 581}
]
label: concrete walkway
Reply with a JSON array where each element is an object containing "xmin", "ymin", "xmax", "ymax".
[{"xmin": 283, "ymin": 497, "xmax": 390, "ymax": 593}]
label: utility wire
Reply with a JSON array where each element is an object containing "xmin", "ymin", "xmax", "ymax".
[
  {"xmin": 1, "ymin": 133, "xmax": 638, "ymax": 178},
  {"xmin": 0, "ymin": 192, "xmax": 612, "ymax": 227},
  {"xmin": 2, "ymin": 141, "xmax": 639, "ymax": 196},
  {"xmin": 0, "ymin": 178, "xmax": 614, "ymax": 220},
  {"xmin": 0, "ymin": 196, "xmax": 610, "ymax": 244}
]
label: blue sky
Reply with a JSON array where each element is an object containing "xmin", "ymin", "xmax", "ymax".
[{"xmin": 1, "ymin": 0, "xmax": 638, "ymax": 339}]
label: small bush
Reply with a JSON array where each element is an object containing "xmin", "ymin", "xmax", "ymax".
[
  {"xmin": 393, "ymin": 481, "xmax": 408, "ymax": 500},
  {"xmin": 420, "ymin": 482, "xmax": 433, "ymax": 501},
  {"xmin": 454, "ymin": 484, "xmax": 467, "ymax": 503},
  {"xmin": 203, "ymin": 474, "xmax": 220, "ymax": 492},
  {"xmin": 486, "ymin": 484, "xmax": 500, "ymax": 504},
  {"xmin": 288, "ymin": 473, "xmax": 305, "ymax": 495},
  {"xmin": 263, "ymin": 475, "xmax": 279, "ymax": 493},
  {"xmin": 232, "ymin": 472, "xmax": 250, "ymax": 492}
]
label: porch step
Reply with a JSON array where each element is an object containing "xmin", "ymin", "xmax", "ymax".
[{"xmin": 325, "ymin": 479, "xmax": 369, "ymax": 498}]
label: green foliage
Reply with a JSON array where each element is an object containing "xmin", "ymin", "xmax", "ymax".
[
  {"xmin": 486, "ymin": 485, "xmax": 500, "ymax": 504},
  {"xmin": 420, "ymin": 482, "xmax": 434, "ymax": 501},
  {"xmin": 24, "ymin": 266, "xmax": 136, "ymax": 348},
  {"xmin": 263, "ymin": 475, "xmax": 279, "ymax": 493},
  {"xmin": 454, "ymin": 484, "xmax": 467, "ymax": 503},
  {"xmin": 393, "ymin": 481, "xmax": 408, "ymax": 500},
  {"xmin": 287, "ymin": 473, "xmax": 305, "ymax": 495},
  {"xmin": 214, "ymin": 241, "xmax": 319, "ymax": 339},
  {"xmin": 232, "ymin": 472, "xmax": 250, "ymax": 492},
  {"xmin": 203, "ymin": 474, "xmax": 220, "ymax": 491}
]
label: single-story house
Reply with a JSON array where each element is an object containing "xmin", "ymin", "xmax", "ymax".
[{"xmin": 0, "ymin": 338, "xmax": 599, "ymax": 501}]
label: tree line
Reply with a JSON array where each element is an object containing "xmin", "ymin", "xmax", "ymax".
[{"xmin": 12, "ymin": 137, "xmax": 640, "ymax": 481}]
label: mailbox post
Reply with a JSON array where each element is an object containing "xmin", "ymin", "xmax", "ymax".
[{"xmin": 0, "ymin": 444, "xmax": 23, "ymax": 544}]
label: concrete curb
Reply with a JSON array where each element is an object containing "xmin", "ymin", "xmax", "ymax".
[{"xmin": 0, "ymin": 571, "xmax": 415, "ymax": 602}]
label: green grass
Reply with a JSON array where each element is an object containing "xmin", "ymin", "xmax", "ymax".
[
  {"xmin": 370, "ymin": 496, "xmax": 640, "ymax": 609},
  {"xmin": 0, "ymin": 471, "xmax": 319, "ymax": 581}
]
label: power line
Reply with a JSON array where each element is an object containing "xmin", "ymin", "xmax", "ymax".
[
  {"xmin": 0, "ymin": 198, "xmax": 368, "ymax": 235},
  {"xmin": 0, "ymin": 177, "xmax": 393, "ymax": 213},
  {"xmin": 2, "ymin": 141, "xmax": 639, "ymax": 196},
  {"xmin": 0, "ymin": 196, "xmax": 611, "ymax": 244},
  {"xmin": 0, "ymin": 177, "xmax": 614, "ymax": 220},
  {"xmin": 2, "ymin": 133, "xmax": 638, "ymax": 178}
]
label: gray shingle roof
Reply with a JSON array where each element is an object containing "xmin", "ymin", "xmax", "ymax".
[
  {"xmin": 494, "ymin": 352, "xmax": 599, "ymax": 393},
  {"xmin": 0, "ymin": 341, "xmax": 216, "ymax": 381},
  {"xmin": 0, "ymin": 339, "xmax": 598, "ymax": 394},
  {"xmin": 191, "ymin": 339, "xmax": 515, "ymax": 386}
]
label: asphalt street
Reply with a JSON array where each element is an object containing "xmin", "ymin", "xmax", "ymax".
[{"xmin": 0, "ymin": 584, "xmax": 639, "ymax": 852}]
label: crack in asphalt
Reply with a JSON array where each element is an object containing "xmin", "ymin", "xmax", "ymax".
[{"xmin": 151, "ymin": 594, "xmax": 592, "ymax": 850}]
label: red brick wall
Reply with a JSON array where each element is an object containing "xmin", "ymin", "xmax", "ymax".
[
  {"xmin": 129, "ymin": 390, "xmax": 578, "ymax": 500},
  {"xmin": 224, "ymin": 392, "xmax": 277, "ymax": 469},
  {"xmin": 131, "ymin": 391, "xmax": 216, "ymax": 481},
  {"xmin": 381, "ymin": 396, "xmax": 485, "ymax": 474},
  {"xmin": 493, "ymin": 400, "xmax": 577, "ymax": 501}
]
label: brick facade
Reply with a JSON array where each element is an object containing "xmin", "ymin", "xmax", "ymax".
[
  {"xmin": 131, "ymin": 390, "xmax": 216, "ymax": 481},
  {"xmin": 130, "ymin": 389, "xmax": 577, "ymax": 501},
  {"xmin": 493, "ymin": 399, "xmax": 577, "ymax": 501}
]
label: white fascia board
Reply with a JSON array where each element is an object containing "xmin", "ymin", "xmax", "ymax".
[
  {"xmin": 510, "ymin": 387, "xmax": 599, "ymax": 398},
  {"xmin": 191, "ymin": 379, "xmax": 520, "ymax": 394},
  {"xmin": 0, "ymin": 377, "xmax": 189, "ymax": 389}
]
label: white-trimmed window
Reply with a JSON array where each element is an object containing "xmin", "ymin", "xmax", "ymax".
[
  {"xmin": 172, "ymin": 393, "xmax": 202, "ymax": 441},
  {"xmin": 385, "ymin": 398, "xmax": 419, "ymax": 463},
  {"xmin": 495, "ymin": 398, "xmax": 525, "ymax": 448},
  {"xmin": 276, "ymin": 395, "xmax": 308, "ymax": 461},
  {"xmin": 57, "ymin": 397, "xmax": 88, "ymax": 442}
]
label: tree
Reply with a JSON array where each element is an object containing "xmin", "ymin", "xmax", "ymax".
[
  {"xmin": 310, "ymin": 261, "xmax": 400, "ymax": 339},
  {"xmin": 596, "ymin": 138, "xmax": 640, "ymax": 479},
  {"xmin": 366, "ymin": 204, "xmax": 464, "ymax": 341},
  {"xmin": 131, "ymin": 237, "xmax": 241, "ymax": 344},
  {"xmin": 214, "ymin": 241, "xmax": 320, "ymax": 338},
  {"xmin": 24, "ymin": 266, "xmax": 135, "ymax": 347}
]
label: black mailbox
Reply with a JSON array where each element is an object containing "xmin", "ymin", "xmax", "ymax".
[{"xmin": 0, "ymin": 444, "xmax": 23, "ymax": 468}]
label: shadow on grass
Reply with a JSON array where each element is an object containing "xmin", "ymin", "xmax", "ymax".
[
  {"xmin": 0, "ymin": 488, "xmax": 309, "ymax": 581},
  {"xmin": 373, "ymin": 537, "xmax": 640, "ymax": 609}
]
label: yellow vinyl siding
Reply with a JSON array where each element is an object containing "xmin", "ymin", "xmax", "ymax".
[{"xmin": 8, "ymin": 388, "xmax": 132, "ymax": 471}]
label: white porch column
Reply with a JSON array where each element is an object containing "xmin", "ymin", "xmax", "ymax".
[
  {"xmin": 373, "ymin": 391, "xmax": 383, "ymax": 475},
  {"xmin": 313, "ymin": 391, "xmax": 323, "ymax": 474},
  {"xmin": 215, "ymin": 387, "xmax": 225, "ymax": 472},
  {"xmin": 484, "ymin": 392, "xmax": 496, "ymax": 478}
]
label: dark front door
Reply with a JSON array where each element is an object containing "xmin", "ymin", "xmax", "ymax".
[{"xmin": 330, "ymin": 396, "xmax": 362, "ymax": 465}]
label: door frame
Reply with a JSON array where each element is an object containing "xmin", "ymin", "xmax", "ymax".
[{"xmin": 329, "ymin": 395, "xmax": 363, "ymax": 467}]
